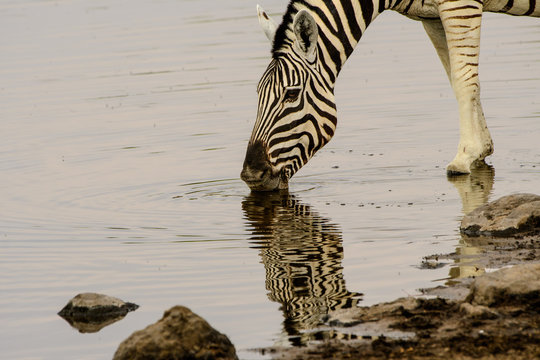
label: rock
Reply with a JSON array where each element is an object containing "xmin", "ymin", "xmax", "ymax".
[
  {"xmin": 460, "ymin": 193, "xmax": 540, "ymax": 237},
  {"xmin": 420, "ymin": 283, "xmax": 471, "ymax": 302},
  {"xmin": 113, "ymin": 305, "xmax": 238, "ymax": 360},
  {"xmin": 458, "ymin": 302, "xmax": 498, "ymax": 319},
  {"xmin": 58, "ymin": 293, "xmax": 138, "ymax": 333},
  {"xmin": 466, "ymin": 263, "xmax": 540, "ymax": 307}
]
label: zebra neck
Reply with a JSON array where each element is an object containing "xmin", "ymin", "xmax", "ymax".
[{"xmin": 273, "ymin": 0, "xmax": 387, "ymax": 84}]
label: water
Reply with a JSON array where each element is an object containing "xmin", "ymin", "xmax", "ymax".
[{"xmin": 1, "ymin": 1, "xmax": 539, "ymax": 359}]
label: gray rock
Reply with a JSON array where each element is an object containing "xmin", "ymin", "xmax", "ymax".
[
  {"xmin": 466, "ymin": 263, "xmax": 540, "ymax": 307},
  {"xmin": 58, "ymin": 293, "xmax": 138, "ymax": 333},
  {"xmin": 113, "ymin": 305, "xmax": 238, "ymax": 360},
  {"xmin": 461, "ymin": 193, "xmax": 540, "ymax": 237},
  {"xmin": 458, "ymin": 302, "xmax": 498, "ymax": 319}
]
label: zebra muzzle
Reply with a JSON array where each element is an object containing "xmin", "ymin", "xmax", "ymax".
[
  {"xmin": 241, "ymin": 141, "xmax": 288, "ymax": 191},
  {"xmin": 240, "ymin": 166, "xmax": 287, "ymax": 191}
]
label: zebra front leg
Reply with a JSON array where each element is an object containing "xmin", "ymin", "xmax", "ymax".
[
  {"xmin": 422, "ymin": 19, "xmax": 451, "ymax": 81},
  {"xmin": 438, "ymin": 2, "xmax": 493, "ymax": 174}
]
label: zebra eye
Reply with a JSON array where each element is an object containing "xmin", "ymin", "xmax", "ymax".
[{"xmin": 283, "ymin": 88, "xmax": 301, "ymax": 103}]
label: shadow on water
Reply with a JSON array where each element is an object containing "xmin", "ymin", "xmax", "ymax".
[
  {"xmin": 242, "ymin": 192, "xmax": 363, "ymax": 346},
  {"xmin": 448, "ymin": 163, "xmax": 495, "ymax": 216}
]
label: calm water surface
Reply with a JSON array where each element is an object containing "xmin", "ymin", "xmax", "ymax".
[{"xmin": 1, "ymin": 1, "xmax": 539, "ymax": 359}]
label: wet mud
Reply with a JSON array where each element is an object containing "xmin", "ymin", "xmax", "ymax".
[
  {"xmin": 259, "ymin": 236, "xmax": 540, "ymax": 360},
  {"xmin": 267, "ymin": 297, "xmax": 540, "ymax": 360}
]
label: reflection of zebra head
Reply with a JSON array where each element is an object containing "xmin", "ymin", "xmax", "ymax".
[
  {"xmin": 242, "ymin": 192, "xmax": 362, "ymax": 343},
  {"xmin": 241, "ymin": 6, "xmax": 337, "ymax": 191}
]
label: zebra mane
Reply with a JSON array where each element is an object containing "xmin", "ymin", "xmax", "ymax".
[{"xmin": 271, "ymin": 0, "xmax": 306, "ymax": 57}]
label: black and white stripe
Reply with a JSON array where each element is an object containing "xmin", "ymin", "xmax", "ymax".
[{"xmin": 252, "ymin": 54, "xmax": 337, "ymax": 176}]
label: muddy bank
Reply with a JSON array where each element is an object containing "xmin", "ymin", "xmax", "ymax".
[{"xmin": 258, "ymin": 243, "xmax": 540, "ymax": 360}]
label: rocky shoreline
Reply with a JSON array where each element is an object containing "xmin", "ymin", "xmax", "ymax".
[{"xmin": 259, "ymin": 263, "xmax": 540, "ymax": 360}]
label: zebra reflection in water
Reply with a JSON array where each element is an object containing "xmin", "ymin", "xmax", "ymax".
[{"xmin": 242, "ymin": 192, "xmax": 362, "ymax": 345}]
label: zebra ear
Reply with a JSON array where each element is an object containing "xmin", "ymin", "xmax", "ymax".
[
  {"xmin": 292, "ymin": 10, "xmax": 318, "ymax": 61},
  {"xmin": 257, "ymin": 5, "xmax": 277, "ymax": 42}
]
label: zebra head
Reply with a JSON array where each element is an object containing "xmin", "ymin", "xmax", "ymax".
[{"xmin": 241, "ymin": 5, "xmax": 337, "ymax": 191}]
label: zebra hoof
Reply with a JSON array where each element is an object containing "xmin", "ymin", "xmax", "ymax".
[
  {"xmin": 446, "ymin": 158, "xmax": 472, "ymax": 176},
  {"xmin": 446, "ymin": 167, "xmax": 470, "ymax": 177}
]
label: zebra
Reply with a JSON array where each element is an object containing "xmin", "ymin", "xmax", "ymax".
[{"xmin": 240, "ymin": 0, "xmax": 539, "ymax": 191}]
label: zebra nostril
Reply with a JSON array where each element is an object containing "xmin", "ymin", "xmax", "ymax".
[
  {"xmin": 240, "ymin": 167, "xmax": 254, "ymax": 183},
  {"xmin": 242, "ymin": 140, "xmax": 274, "ymax": 181},
  {"xmin": 241, "ymin": 140, "xmax": 286, "ymax": 190}
]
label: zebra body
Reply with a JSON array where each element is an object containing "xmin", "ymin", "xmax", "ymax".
[{"xmin": 240, "ymin": 0, "xmax": 539, "ymax": 191}]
